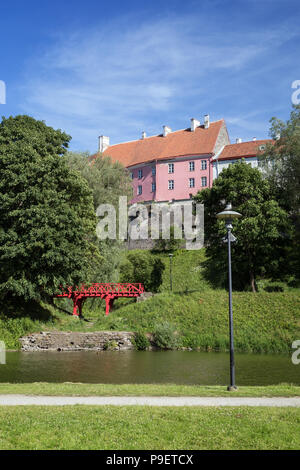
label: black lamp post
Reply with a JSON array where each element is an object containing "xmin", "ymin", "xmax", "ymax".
[
  {"xmin": 216, "ymin": 203, "xmax": 242, "ymax": 391},
  {"xmin": 169, "ymin": 253, "xmax": 173, "ymax": 292}
]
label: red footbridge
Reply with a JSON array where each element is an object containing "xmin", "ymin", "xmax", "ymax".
[{"xmin": 54, "ymin": 283, "xmax": 145, "ymax": 317}]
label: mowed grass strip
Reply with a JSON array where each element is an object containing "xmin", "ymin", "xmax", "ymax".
[
  {"xmin": 0, "ymin": 406, "xmax": 299, "ymax": 450},
  {"xmin": 1, "ymin": 383, "xmax": 300, "ymax": 397}
]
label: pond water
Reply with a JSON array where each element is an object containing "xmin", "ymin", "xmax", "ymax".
[{"xmin": 0, "ymin": 350, "xmax": 299, "ymax": 385}]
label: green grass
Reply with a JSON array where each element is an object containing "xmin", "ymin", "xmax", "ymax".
[
  {"xmin": 1, "ymin": 249, "xmax": 299, "ymax": 353},
  {"xmin": 0, "ymin": 405, "xmax": 299, "ymax": 449},
  {"xmin": 0, "ymin": 382, "xmax": 300, "ymax": 397}
]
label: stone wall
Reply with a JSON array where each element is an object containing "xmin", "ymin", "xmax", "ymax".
[{"xmin": 20, "ymin": 331, "xmax": 135, "ymax": 352}]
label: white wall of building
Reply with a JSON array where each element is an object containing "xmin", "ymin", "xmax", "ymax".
[{"xmin": 213, "ymin": 156, "xmax": 259, "ymax": 180}]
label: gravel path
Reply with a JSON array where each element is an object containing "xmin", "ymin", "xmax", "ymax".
[{"xmin": 0, "ymin": 395, "xmax": 300, "ymax": 407}]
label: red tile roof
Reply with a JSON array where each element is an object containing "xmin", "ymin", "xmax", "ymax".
[
  {"xmin": 91, "ymin": 120, "xmax": 225, "ymax": 168},
  {"xmin": 217, "ymin": 139, "xmax": 272, "ymax": 161}
]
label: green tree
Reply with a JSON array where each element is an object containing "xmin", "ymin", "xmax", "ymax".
[
  {"xmin": 0, "ymin": 115, "xmax": 98, "ymax": 304},
  {"xmin": 259, "ymin": 105, "xmax": 300, "ymax": 213},
  {"xmin": 259, "ymin": 105, "xmax": 300, "ymax": 280},
  {"xmin": 194, "ymin": 161, "xmax": 290, "ymax": 292},
  {"xmin": 66, "ymin": 151, "xmax": 132, "ymax": 210}
]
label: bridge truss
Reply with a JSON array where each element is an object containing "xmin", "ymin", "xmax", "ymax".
[{"xmin": 54, "ymin": 283, "xmax": 145, "ymax": 316}]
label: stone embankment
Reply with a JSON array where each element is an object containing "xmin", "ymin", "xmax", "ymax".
[{"xmin": 20, "ymin": 331, "xmax": 135, "ymax": 352}]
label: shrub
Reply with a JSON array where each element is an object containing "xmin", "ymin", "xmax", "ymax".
[
  {"xmin": 103, "ymin": 340, "xmax": 118, "ymax": 350},
  {"xmin": 120, "ymin": 251, "xmax": 165, "ymax": 292},
  {"xmin": 153, "ymin": 321, "xmax": 178, "ymax": 349},
  {"xmin": 152, "ymin": 226, "xmax": 184, "ymax": 253}
]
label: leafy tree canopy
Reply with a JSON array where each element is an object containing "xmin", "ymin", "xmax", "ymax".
[
  {"xmin": 194, "ymin": 161, "xmax": 291, "ymax": 292},
  {"xmin": 0, "ymin": 115, "xmax": 98, "ymax": 303},
  {"xmin": 259, "ymin": 104, "xmax": 300, "ymax": 214},
  {"xmin": 65, "ymin": 151, "xmax": 133, "ymax": 282},
  {"xmin": 65, "ymin": 151, "xmax": 132, "ymax": 211}
]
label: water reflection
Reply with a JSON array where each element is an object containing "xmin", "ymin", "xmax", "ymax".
[{"xmin": 0, "ymin": 350, "xmax": 299, "ymax": 385}]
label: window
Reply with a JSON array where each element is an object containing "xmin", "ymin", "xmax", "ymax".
[
  {"xmin": 168, "ymin": 180, "xmax": 174, "ymax": 190},
  {"xmin": 152, "ymin": 167, "xmax": 156, "ymax": 176},
  {"xmin": 151, "ymin": 182, "xmax": 156, "ymax": 192},
  {"xmin": 138, "ymin": 169, "xmax": 143, "ymax": 179},
  {"xmin": 201, "ymin": 160, "xmax": 207, "ymax": 170},
  {"xmin": 201, "ymin": 177, "xmax": 207, "ymax": 187},
  {"xmin": 189, "ymin": 178, "xmax": 195, "ymax": 188},
  {"xmin": 189, "ymin": 161, "xmax": 195, "ymax": 171},
  {"xmin": 138, "ymin": 185, "xmax": 142, "ymax": 195},
  {"xmin": 168, "ymin": 163, "xmax": 174, "ymax": 173},
  {"xmin": 130, "ymin": 172, "xmax": 134, "ymax": 179}
]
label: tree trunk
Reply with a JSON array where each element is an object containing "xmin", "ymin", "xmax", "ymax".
[{"xmin": 250, "ymin": 271, "xmax": 257, "ymax": 293}]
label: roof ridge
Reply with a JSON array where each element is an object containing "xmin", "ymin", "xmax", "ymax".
[
  {"xmin": 105, "ymin": 119, "xmax": 224, "ymax": 149},
  {"xmin": 225, "ymin": 139, "xmax": 271, "ymax": 147}
]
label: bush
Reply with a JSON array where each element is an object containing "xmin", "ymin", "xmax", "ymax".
[
  {"xmin": 152, "ymin": 226, "xmax": 184, "ymax": 253},
  {"xmin": 132, "ymin": 331, "xmax": 150, "ymax": 350},
  {"xmin": 120, "ymin": 251, "xmax": 165, "ymax": 292},
  {"xmin": 153, "ymin": 322, "xmax": 178, "ymax": 349}
]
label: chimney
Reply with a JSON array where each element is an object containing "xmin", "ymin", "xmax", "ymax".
[
  {"xmin": 236, "ymin": 138, "xmax": 242, "ymax": 144},
  {"xmin": 253, "ymin": 137, "xmax": 257, "ymax": 141},
  {"xmin": 141, "ymin": 131, "xmax": 146, "ymax": 139},
  {"xmin": 190, "ymin": 118, "xmax": 200, "ymax": 132},
  {"xmin": 204, "ymin": 114, "xmax": 210, "ymax": 129},
  {"xmin": 98, "ymin": 135, "xmax": 110, "ymax": 153},
  {"xmin": 163, "ymin": 125, "xmax": 171, "ymax": 137}
]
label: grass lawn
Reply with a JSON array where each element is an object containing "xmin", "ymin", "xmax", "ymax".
[
  {"xmin": 0, "ymin": 405, "xmax": 299, "ymax": 450},
  {"xmin": 0, "ymin": 382, "xmax": 300, "ymax": 397}
]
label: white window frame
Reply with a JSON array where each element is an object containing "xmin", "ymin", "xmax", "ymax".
[
  {"xmin": 168, "ymin": 180, "xmax": 174, "ymax": 190},
  {"xmin": 138, "ymin": 185, "xmax": 142, "ymax": 195},
  {"xmin": 138, "ymin": 169, "xmax": 143, "ymax": 179},
  {"xmin": 201, "ymin": 176, "xmax": 207, "ymax": 187},
  {"xmin": 189, "ymin": 161, "xmax": 195, "ymax": 171},
  {"xmin": 201, "ymin": 160, "xmax": 207, "ymax": 170},
  {"xmin": 168, "ymin": 163, "xmax": 174, "ymax": 174},
  {"xmin": 189, "ymin": 178, "xmax": 195, "ymax": 188}
]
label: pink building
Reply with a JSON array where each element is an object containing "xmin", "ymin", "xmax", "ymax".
[{"xmin": 92, "ymin": 117, "xmax": 272, "ymax": 204}]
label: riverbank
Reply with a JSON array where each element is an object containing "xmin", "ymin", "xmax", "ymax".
[
  {"xmin": 1, "ymin": 383, "xmax": 300, "ymax": 397},
  {"xmin": 1, "ymin": 288, "xmax": 299, "ymax": 353},
  {"xmin": 1, "ymin": 250, "xmax": 299, "ymax": 353}
]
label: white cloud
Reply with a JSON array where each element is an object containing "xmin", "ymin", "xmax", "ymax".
[{"xmin": 20, "ymin": 12, "xmax": 299, "ymax": 151}]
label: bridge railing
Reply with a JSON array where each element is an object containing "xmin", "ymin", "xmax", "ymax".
[{"xmin": 54, "ymin": 283, "xmax": 144, "ymax": 297}]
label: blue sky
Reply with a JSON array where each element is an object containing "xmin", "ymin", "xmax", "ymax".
[{"xmin": 1, "ymin": 0, "xmax": 300, "ymax": 152}]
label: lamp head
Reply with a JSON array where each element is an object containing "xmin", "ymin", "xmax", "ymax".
[{"xmin": 216, "ymin": 203, "xmax": 242, "ymax": 225}]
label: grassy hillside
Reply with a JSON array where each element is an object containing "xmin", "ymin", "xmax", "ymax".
[{"xmin": 0, "ymin": 249, "xmax": 299, "ymax": 353}]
